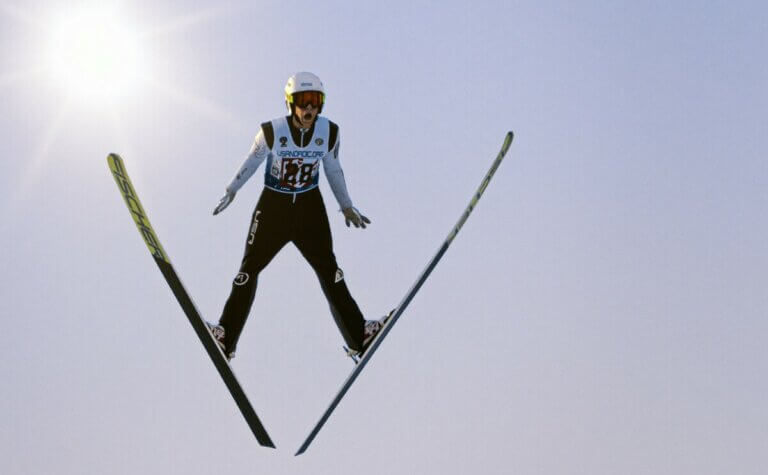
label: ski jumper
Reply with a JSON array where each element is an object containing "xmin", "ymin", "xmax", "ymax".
[{"xmin": 218, "ymin": 116, "xmax": 366, "ymax": 353}]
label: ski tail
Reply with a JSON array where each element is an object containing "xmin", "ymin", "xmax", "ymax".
[
  {"xmin": 295, "ymin": 131, "xmax": 514, "ymax": 455},
  {"xmin": 107, "ymin": 153, "xmax": 276, "ymax": 448}
]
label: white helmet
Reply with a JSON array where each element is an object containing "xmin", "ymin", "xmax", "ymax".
[{"xmin": 284, "ymin": 71, "xmax": 325, "ymax": 113}]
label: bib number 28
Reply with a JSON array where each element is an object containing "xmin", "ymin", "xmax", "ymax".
[{"xmin": 281, "ymin": 159, "xmax": 315, "ymax": 188}]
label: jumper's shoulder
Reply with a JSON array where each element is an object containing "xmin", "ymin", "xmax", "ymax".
[
  {"xmin": 260, "ymin": 121, "xmax": 275, "ymax": 149},
  {"xmin": 327, "ymin": 120, "xmax": 339, "ymax": 151}
]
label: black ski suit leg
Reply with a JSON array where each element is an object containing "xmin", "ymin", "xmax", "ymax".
[
  {"xmin": 293, "ymin": 191, "xmax": 365, "ymax": 351},
  {"xmin": 220, "ymin": 193, "xmax": 288, "ymax": 352}
]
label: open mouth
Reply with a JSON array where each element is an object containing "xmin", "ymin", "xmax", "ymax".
[{"xmin": 303, "ymin": 112, "xmax": 313, "ymax": 121}]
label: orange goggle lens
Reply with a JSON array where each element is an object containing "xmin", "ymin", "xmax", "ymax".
[{"xmin": 291, "ymin": 91, "xmax": 324, "ymax": 108}]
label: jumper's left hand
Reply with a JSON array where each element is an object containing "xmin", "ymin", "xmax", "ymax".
[{"xmin": 343, "ymin": 207, "xmax": 371, "ymax": 229}]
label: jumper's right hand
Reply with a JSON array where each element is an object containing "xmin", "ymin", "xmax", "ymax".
[{"xmin": 213, "ymin": 190, "xmax": 236, "ymax": 215}]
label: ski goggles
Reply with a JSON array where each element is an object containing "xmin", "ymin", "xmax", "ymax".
[{"xmin": 290, "ymin": 91, "xmax": 324, "ymax": 109}]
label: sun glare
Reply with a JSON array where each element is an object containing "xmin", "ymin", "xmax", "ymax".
[{"xmin": 46, "ymin": 7, "xmax": 144, "ymax": 104}]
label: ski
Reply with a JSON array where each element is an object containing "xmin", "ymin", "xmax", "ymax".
[
  {"xmin": 295, "ymin": 131, "xmax": 514, "ymax": 455},
  {"xmin": 107, "ymin": 153, "xmax": 275, "ymax": 448}
]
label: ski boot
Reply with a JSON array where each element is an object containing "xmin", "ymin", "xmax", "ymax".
[
  {"xmin": 344, "ymin": 310, "xmax": 395, "ymax": 364},
  {"xmin": 206, "ymin": 321, "xmax": 235, "ymax": 361}
]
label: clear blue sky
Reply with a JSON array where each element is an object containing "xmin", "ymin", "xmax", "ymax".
[{"xmin": 1, "ymin": 1, "xmax": 766, "ymax": 473}]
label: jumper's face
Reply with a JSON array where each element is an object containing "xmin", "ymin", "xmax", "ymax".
[
  {"xmin": 293, "ymin": 102, "xmax": 319, "ymax": 128},
  {"xmin": 290, "ymin": 90, "xmax": 323, "ymax": 128}
]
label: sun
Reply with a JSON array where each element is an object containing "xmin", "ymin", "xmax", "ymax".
[{"xmin": 46, "ymin": 6, "xmax": 144, "ymax": 104}]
